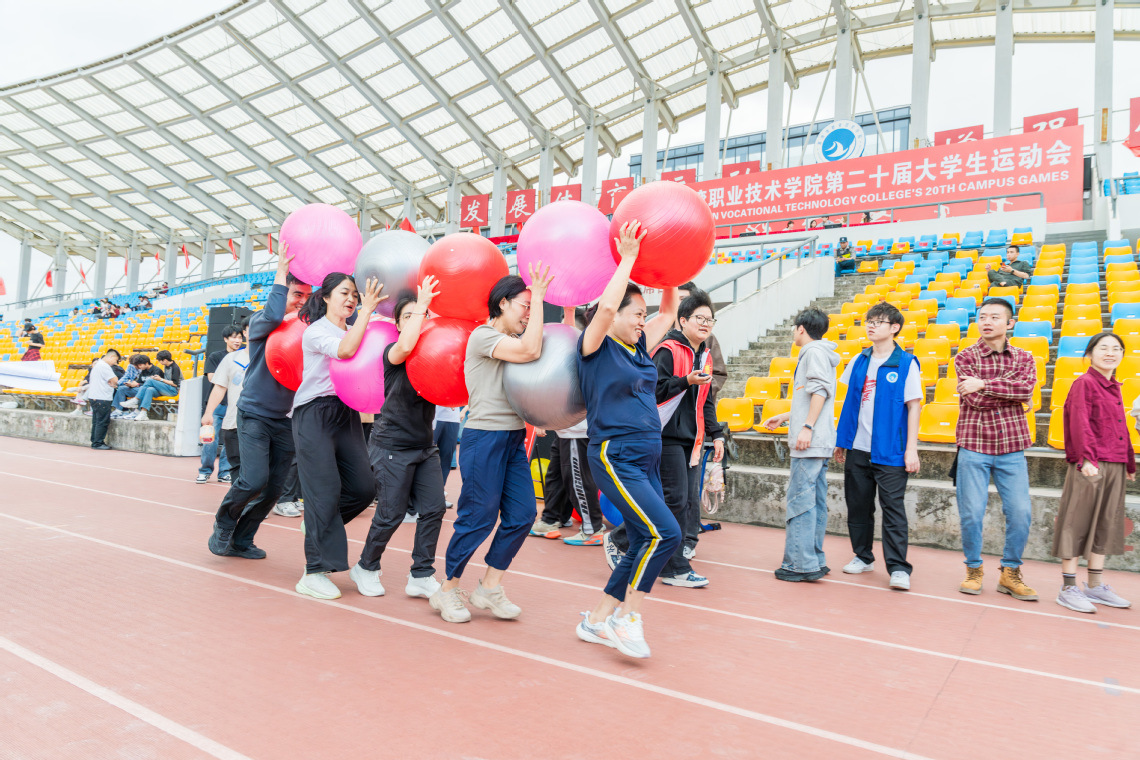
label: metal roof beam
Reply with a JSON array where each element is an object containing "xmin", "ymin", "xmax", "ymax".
[
  {"xmin": 674, "ymin": 0, "xmax": 738, "ymax": 108},
  {"xmin": 0, "ymin": 162, "xmax": 136, "ymax": 240},
  {"xmin": 0, "ymin": 206, "xmax": 97, "ymax": 259},
  {"xmin": 753, "ymin": 0, "xmax": 798, "ymax": 86},
  {"xmin": 0, "ymin": 175, "xmax": 111, "ymax": 242}
]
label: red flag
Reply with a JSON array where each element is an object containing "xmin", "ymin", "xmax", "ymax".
[
  {"xmin": 399, "ymin": 217, "xmax": 416, "ymax": 233},
  {"xmin": 79, "ymin": 266, "xmax": 87, "ymax": 284},
  {"xmin": 0, "ymin": 277, "xmax": 6, "ymax": 296},
  {"xmin": 182, "ymin": 244, "xmax": 189, "ymax": 268},
  {"xmin": 267, "ymin": 232, "xmax": 273, "ymax": 256},
  {"xmin": 45, "ymin": 270, "xmax": 53, "ymax": 288},
  {"xmin": 124, "ymin": 259, "xmax": 129, "ymax": 275},
  {"xmin": 228, "ymin": 239, "xmax": 237, "ymax": 260}
]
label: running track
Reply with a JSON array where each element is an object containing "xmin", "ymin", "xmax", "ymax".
[{"xmin": 0, "ymin": 438, "xmax": 1136, "ymax": 759}]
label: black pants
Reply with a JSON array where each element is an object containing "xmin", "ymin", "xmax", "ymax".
[
  {"xmin": 215, "ymin": 410, "xmax": 295, "ymax": 550},
  {"xmin": 359, "ymin": 445, "xmax": 446, "ymax": 578},
  {"xmin": 90, "ymin": 399, "xmax": 111, "ymax": 447},
  {"xmin": 293, "ymin": 396, "xmax": 376, "ymax": 574},
  {"xmin": 221, "ymin": 427, "xmax": 240, "ymax": 480},
  {"xmin": 434, "ymin": 421, "xmax": 460, "ymax": 487},
  {"xmin": 843, "ymin": 448, "xmax": 912, "ymax": 574},
  {"xmin": 612, "ymin": 443, "xmax": 697, "ymax": 577},
  {"xmin": 540, "ymin": 437, "xmax": 604, "ymax": 534},
  {"xmin": 278, "ymin": 458, "xmax": 302, "ymax": 504}
]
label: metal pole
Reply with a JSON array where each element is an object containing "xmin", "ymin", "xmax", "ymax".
[
  {"xmin": 582, "ymin": 117, "xmax": 599, "ymax": 205},
  {"xmin": 16, "ymin": 231, "xmax": 33, "ymax": 302},
  {"xmin": 993, "ymin": 2, "xmax": 1014, "ymax": 136},
  {"xmin": 200, "ymin": 227, "xmax": 215, "ymax": 281},
  {"xmin": 93, "ymin": 237, "xmax": 108, "ymax": 298}
]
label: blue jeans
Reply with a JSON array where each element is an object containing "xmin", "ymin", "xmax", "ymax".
[
  {"xmin": 955, "ymin": 448, "xmax": 1032, "ymax": 568},
  {"xmin": 112, "ymin": 384, "xmax": 139, "ymax": 410},
  {"xmin": 198, "ymin": 404, "xmax": 230, "ymax": 477},
  {"xmin": 781, "ymin": 457, "xmax": 830, "ymax": 573},
  {"xmin": 136, "ymin": 378, "xmax": 177, "ymax": 410}
]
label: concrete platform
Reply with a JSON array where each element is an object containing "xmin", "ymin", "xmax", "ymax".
[{"xmin": 0, "ymin": 408, "xmax": 182, "ymax": 456}]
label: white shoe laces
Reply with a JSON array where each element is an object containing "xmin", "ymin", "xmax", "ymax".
[{"xmin": 442, "ymin": 588, "xmax": 469, "ymax": 610}]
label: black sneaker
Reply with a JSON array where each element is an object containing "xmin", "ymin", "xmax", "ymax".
[
  {"xmin": 774, "ymin": 567, "xmax": 829, "ymax": 582},
  {"xmin": 226, "ymin": 543, "xmax": 267, "ymax": 560},
  {"xmin": 208, "ymin": 522, "xmax": 235, "ymax": 556}
]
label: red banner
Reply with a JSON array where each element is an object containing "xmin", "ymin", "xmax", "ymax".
[
  {"xmin": 460, "ymin": 194, "xmax": 489, "ymax": 228},
  {"xmin": 724, "ymin": 161, "xmax": 762, "ymax": 177},
  {"xmin": 505, "ymin": 189, "xmax": 537, "ymax": 226},
  {"xmin": 1023, "ymin": 108, "xmax": 1078, "ymax": 134},
  {"xmin": 599, "ymin": 178, "xmax": 634, "ymax": 215},
  {"xmin": 684, "ymin": 126, "xmax": 1083, "ymax": 227},
  {"xmin": 934, "ymin": 125, "xmax": 983, "ymax": 145},
  {"xmin": 550, "ymin": 184, "xmax": 581, "ymax": 203},
  {"xmin": 660, "ymin": 169, "xmax": 696, "ymax": 184}
]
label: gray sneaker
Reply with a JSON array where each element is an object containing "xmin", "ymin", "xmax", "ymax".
[
  {"xmin": 1082, "ymin": 582, "xmax": 1131, "ymax": 609},
  {"xmin": 273, "ymin": 501, "xmax": 302, "ymax": 518},
  {"xmin": 1056, "ymin": 585, "xmax": 1096, "ymax": 614}
]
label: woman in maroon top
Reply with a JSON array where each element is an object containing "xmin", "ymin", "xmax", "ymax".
[{"xmin": 1054, "ymin": 332, "xmax": 1135, "ymax": 613}]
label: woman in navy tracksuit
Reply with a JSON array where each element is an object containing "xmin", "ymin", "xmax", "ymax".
[{"xmin": 574, "ymin": 220, "xmax": 681, "ymax": 659}]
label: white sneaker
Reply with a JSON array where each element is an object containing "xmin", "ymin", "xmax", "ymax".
[
  {"xmin": 349, "ymin": 564, "xmax": 385, "ymax": 596},
  {"xmin": 843, "ymin": 557, "xmax": 875, "ymax": 574},
  {"xmin": 682, "ymin": 545, "xmax": 696, "ymax": 560},
  {"xmin": 195, "ymin": 473, "xmax": 209, "ymax": 484},
  {"xmin": 604, "ymin": 611, "xmax": 650, "ymax": 659},
  {"xmin": 402, "ymin": 512, "xmax": 418, "ymax": 524},
  {"xmin": 470, "ymin": 581, "xmax": 522, "ymax": 619},
  {"xmin": 405, "ymin": 574, "xmax": 441, "ymax": 599},
  {"xmin": 132, "ymin": 410, "xmax": 149, "ymax": 421},
  {"xmin": 889, "ymin": 571, "xmax": 911, "ymax": 591},
  {"xmin": 295, "ymin": 572, "xmax": 341, "ymax": 600},
  {"xmin": 575, "ymin": 612, "xmax": 614, "ymax": 648},
  {"xmin": 120, "ymin": 398, "xmax": 139, "ymax": 409},
  {"xmin": 273, "ymin": 501, "xmax": 302, "ymax": 518},
  {"xmin": 429, "ymin": 587, "xmax": 472, "ymax": 623}
]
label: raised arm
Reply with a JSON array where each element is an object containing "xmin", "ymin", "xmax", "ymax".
[
  {"xmin": 337, "ymin": 277, "xmax": 386, "ymax": 359},
  {"xmin": 491, "ymin": 263, "xmax": 553, "ymax": 364},
  {"xmin": 388, "ymin": 275, "xmax": 438, "ymax": 365},
  {"xmin": 581, "ymin": 221, "xmax": 644, "ymax": 356},
  {"xmin": 645, "ymin": 287, "xmax": 680, "ymax": 349}
]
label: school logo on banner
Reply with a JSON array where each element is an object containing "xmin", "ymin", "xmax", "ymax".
[{"xmin": 817, "ymin": 120, "xmax": 866, "ymax": 162}]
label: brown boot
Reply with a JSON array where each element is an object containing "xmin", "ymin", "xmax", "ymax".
[
  {"xmin": 959, "ymin": 566, "xmax": 984, "ymax": 595},
  {"xmin": 997, "ymin": 566, "xmax": 1039, "ymax": 601}
]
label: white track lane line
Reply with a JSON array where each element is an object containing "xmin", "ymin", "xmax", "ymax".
[
  {"xmin": 0, "ymin": 453, "xmax": 1135, "ymax": 634},
  {"xmin": 2, "ymin": 470, "xmax": 1138, "ymax": 697},
  {"xmin": 0, "ymin": 636, "xmax": 253, "ymax": 760},
  {"xmin": 0, "ymin": 511, "xmax": 933, "ymax": 760}
]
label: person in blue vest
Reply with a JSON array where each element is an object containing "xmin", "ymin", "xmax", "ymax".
[{"xmin": 834, "ymin": 302, "xmax": 922, "ymax": 591}]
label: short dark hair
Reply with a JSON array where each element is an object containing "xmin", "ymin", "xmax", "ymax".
[
  {"xmin": 1007, "ymin": 244, "xmax": 1020, "ymax": 253},
  {"xmin": 155, "ymin": 350, "xmax": 172, "ymax": 362},
  {"xmin": 488, "ymin": 275, "xmax": 528, "ymax": 319},
  {"xmin": 104, "ymin": 349, "xmax": 121, "ymax": 360},
  {"xmin": 1085, "ymin": 332, "xmax": 1125, "ymax": 357},
  {"xmin": 394, "ymin": 294, "xmax": 417, "ymax": 322},
  {"xmin": 285, "ymin": 272, "xmax": 303, "ymax": 287},
  {"xmin": 239, "ymin": 316, "xmax": 250, "ymax": 331},
  {"xmin": 221, "ymin": 325, "xmax": 242, "ymax": 339},
  {"xmin": 980, "ymin": 297, "xmax": 1014, "ymax": 319},
  {"xmin": 583, "ymin": 283, "xmax": 644, "ymax": 326},
  {"xmin": 298, "ymin": 273, "xmax": 355, "ymax": 325},
  {"xmin": 130, "ymin": 353, "xmax": 151, "ymax": 366},
  {"xmin": 793, "ymin": 308, "xmax": 829, "ymax": 341},
  {"xmin": 677, "ymin": 281, "xmax": 698, "ymax": 293},
  {"xmin": 678, "ymin": 291, "xmax": 714, "ymax": 322},
  {"xmin": 865, "ymin": 302, "xmax": 904, "ymax": 335}
]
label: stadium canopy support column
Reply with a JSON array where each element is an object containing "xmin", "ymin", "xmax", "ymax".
[
  {"xmin": 582, "ymin": 117, "xmax": 599, "ymax": 205},
  {"xmin": 539, "ymin": 143, "xmax": 554, "ymax": 205},
  {"xmin": 53, "ymin": 237, "xmax": 67, "ymax": 297},
  {"xmin": 703, "ymin": 66, "xmax": 722, "ymax": 181},
  {"xmin": 238, "ymin": 231, "xmax": 253, "ymax": 275},
  {"xmin": 126, "ymin": 238, "xmax": 140, "ymax": 294},
  {"xmin": 200, "ymin": 228, "xmax": 214, "ymax": 282},
  {"xmin": 993, "ymin": 2, "xmax": 1013, "ymax": 137},
  {"xmin": 357, "ymin": 199, "xmax": 371, "ymax": 242},
  {"xmin": 93, "ymin": 237, "xmax": 107, "ymax": 299},
  {"xmin": 834, "ymin": 22, "xmax": 853, "ymax": 121},
  {"xmin": 446, "ymin": 180, "xmax": 460, "ymax": 235},
  {"xmin": 16, "ymin": 231, "xmax": 33, "ymax": 302},
  {"xmin": 767, "ymin": 47, "xmax": 786, "ymax": 169},
  {"xmin": 491, "ymin": 165, "xmax": 506, "ymax": 238},
  {"xmin": 401, "ymin": 193, "xmax": 415, "ymax": 227},
  {"xmin": 1094, "ymin": 0, "xmax": 1114, "ymax": 192},
  {"xmin": 910, "ymin": 1, "xmax": 932, "ymax": 147},
  {"xmin": 642, "ymin": 98, "xmax": 659, "ymax": 183},
  {"xmin": 164, "ymin": 239, "xmax": 178, "ymax": 285}
]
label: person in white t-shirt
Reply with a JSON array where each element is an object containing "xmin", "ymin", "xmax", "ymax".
[
  {"xmin": 834, "ymin": 302, "xmax": 922, "ymax": 591},
  {"xmin": 291, "ymin": 272, "xmax": 385, "ymax": 601},
  {"xmin": 87, "ymin": 349, "xmax": 121, "ymax": 450},
  {"xmin": 201, "ymin": 324, "xmax": 250, "ymax": 483},
  {"xmin": 432, "ymin": 404, "xmax": 463, "ymax": 504}
]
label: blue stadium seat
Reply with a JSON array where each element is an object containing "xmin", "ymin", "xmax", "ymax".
[
  {"xmin": 936, "ymin": 239, "xmax": 958, "ymax": 251},
  {"xmin": 1012, "ymin": 320, "xmax": 1054, "ymax": 343},
  {"xmin": 905, "ymin": 273, "xmax": 934, "ymax": 286},
  {"xmin": 928, "ymin": 250, "xmax": 950, "ymax": 265},
  {"xmin": 1056, "ymin": 336, "xmax": 1088, "ymax": 358},
  {"xmin": 985, "ymin": 229, "xmax": 1008, "ymax": 247},
  {"xmin": 902, "ymin": 252, "xmax": 924, "ymax": 263},
  {"xmin": 1067, "ymin": 271, "xmax": 1099, "ymax": 285},
  {"xmin": 915, "ymin": 241, "xmax": 933, "ymax": 252},
  {"xmin": 936, "ymin": 309, "xmax": 971, "ymax": 333},
  {"xmin": 919, "ymin": 289, "xmax": 947, "ymax": 307},
  {"xmin": 1105, "ymin": 254, "xmax": 1134, "ymax": 265},
  {"xmin": 1031, "ymin": 275, "xmax": 1061, "ymax": 287},
  {"xmin": 945, "ymin": 297, "xmax": 978, "ymax": 317},
  {"xmin": 1104, "ymin": 239, "xmax": 1130, "ymax": 250},
  {"xmin": 1111, "ymin": 303, "xmax": 1140, "ymax": 322},
  {"xmin": 962, "ymin": 231, "xmax": 984, "ymax": 247}
]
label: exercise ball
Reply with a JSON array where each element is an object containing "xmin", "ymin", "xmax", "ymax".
[
  {"xmin": 354, "ymin": 230, "xmax": 430, "ymax": 318},
  {"xmin": 609, "ymin": 181, "xmax": 715, "ymax": 288},
  {"xmin": 280, "ymin": 203, "xmax": 363, "ymax": 287},
  {"xmin": 265, "ymin": 312, "xmax": 305, "ymax": 391},
  {"xmin": 502, "ymin": 323, "xmax": 586, "ymax": 430},
  {"xmin": 599, "ymin": 492, "xmax": 624, "ymax": 527},
  {"xmin": 406, "ymin": 318, "xmax": 480, "ymax": 406},
  {"xmin": 518, "ymin": 201, "xmax": 614, "ymax": 306},
  {"xmin": 418, "ymin": 233, "xmax": 508, "ymax": 321},
  {"xmin": 330, "ymin": 320, "xmax": 399, "ymax": 413}
]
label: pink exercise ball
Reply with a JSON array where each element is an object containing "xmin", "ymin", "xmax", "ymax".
[
  {"xmin": 330, "ymin": 320, "xmax": 399, "ymax": 414},
  {"xmin": 280, "ymin": 203, "xmax": 363, "ymax": 287},
  {"xmin": 418, "ymin": 233, "xmax": 508, "ymax": 321},
  {"xmin": 406, "ymin": 318, "xmax": 480, "ymax": 406},
  {"xmin": 518, "ymin": 200, "xmax": 614, "ymax": 306},
  {"xmin": 609, "ymin": 181, "xmax": 715, "ymax": 288}
]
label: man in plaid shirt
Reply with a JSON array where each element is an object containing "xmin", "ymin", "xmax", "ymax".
[{"xmin": 953, "ymin": 298, "xmax": 1038, "ymax": 601}]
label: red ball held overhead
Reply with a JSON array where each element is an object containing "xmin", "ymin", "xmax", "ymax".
[{"xmin": 609, "ymin": 181, "xmax": 716, "ymax": 289}]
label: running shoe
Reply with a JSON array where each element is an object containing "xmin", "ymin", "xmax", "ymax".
[
  {"xmin": 195, "ymin": 473, "xmax": 209, "ymax": 484},
  {"xmin": 207, "ymin": 522, "xmax": 234, "ymax": 556},
  {"xmin": 530, "ymin": 520, "xmax": 562, "ymax": 539},
  {"xmin": 470, "ymin": 581, "xmax": 522, "ymax": 619},
  {"xmin": 602, "ymin": 531, "xmax": 623, "ymax": 571},
  {"xmin": 661, "ymin": 571, "xmax": 709, "ymax": 588},
  {"xmin": 1056, "ymin": 585, "xmax": 1096, "ymax": 613},
  {"xmin": 296, "ymin": 572, "xmax": 341, "ymax": 600},
  {"xmin": 563, "ymin": 530, "xmax": 604, "ymax": 546},
  {"xmin": 1082, "ymin": 582, "xmax": 1131, "ymax": 608},
  {"xmin": 405, "ymin": 574, "xmax": 441, "ymax": 599},
  {"xmin": 429, "ymin": 587, "xmax": 471, "ymax": 623},
  {"xmin": 603, "ymin": 611, "xmax": 650, "ymax": 658},
  {"xmin": 575, "ymin": 612, "xmax": 614, "ymax": 648},
  {"xmin": 225, "ymin": 543, "xmax": 266, "ymax": 560},
  {"xmin": 273, "ymin": 501, "xmax": 302, "ymax": 518},
  {"xmin": 843, "ymin": 557, "xmax": 875, "ymax": 574},
  {"xmin": 218, "ymin": 473, "xmax": 232, "ymax": 483},
  {"xmin": 889, "ymin": 571, "xmax": 911, "ymax": 591},
  {"xmin": 120, "ymin": 398, "xmax": 140, "ymax": 409},
  {"xmin": 350, "ymin": 564, "xmax": 385, "ymax": 596}
]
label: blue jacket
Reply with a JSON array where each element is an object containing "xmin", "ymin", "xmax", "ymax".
[
  {"xmin": 835, "ymin": 344, "xmax": 917, "ymax": 467},
  {"xmin": 236, "ymin": 284, "xmax": 292, "ymax": 419}
]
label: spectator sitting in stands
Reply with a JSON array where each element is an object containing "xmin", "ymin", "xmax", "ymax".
[
  {"xmin": 986, "ymin": 244, "xmax": 1031, "ymax": 289},
  {"xmin": 138, "ymin": 296, "xmax": 152, "ymax": 310},
  {"xmin": 156, "ymin": 281, "xmax": 169, "ymax": 295},
  {"xmin": 122, "ymin": 349, "xmax": 182, "ymax": 421},
  {"xmin": 70, "ymin": 308, "xmax": 80, "ymax": 317},
  {"xmin": 20, "ymin": 318, "xmax": 34, "ymax": 337},
  {"xmin": 112, "ymin": 354, "xmax": 158, "ymax": 418},
  {"xmin": 835, "ymin": 237, "xmax": 857, "ymax": 274}
]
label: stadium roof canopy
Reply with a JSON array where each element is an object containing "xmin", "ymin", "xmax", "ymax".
[{"xmin": 1, "ymin": 0, "xmax": 1138, "ymax": 261}]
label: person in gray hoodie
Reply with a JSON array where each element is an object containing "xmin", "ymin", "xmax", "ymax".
[{"xmin": 763, "ymin": 308, "xmax": 840, "ymax": 582}]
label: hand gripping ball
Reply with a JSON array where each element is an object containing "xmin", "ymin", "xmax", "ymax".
[
  {"xmin": 280, "ymin": 203, "xmax": 364, "ymax": 287},
  {"xmin": 354, "ymin": 230, "xmax": 430, "ymax": 318},
  {"xmin": 517, "ymin": 201, "xmax": 615, "ymax": 307},
  {"xmin": 609, "ymin": 181, "xmax": 715, "ymax": 288},
  {"xmin": 502, "ymin": 323, "xmax": 586, "ymax": 430},
  {"xmin": 265, "ymin": 312, "xmax": 306, "ymax": 391},
  {"xmin": 418, "ymin": 233, "xmax": 509, "ymax": 321},
  {"xmin": 406, "ymin": 318, "xmax": 480, "ymax": 406},
  {"xmin": 330, "ymin": 320, "xmax": 399, "ymax": 414}
]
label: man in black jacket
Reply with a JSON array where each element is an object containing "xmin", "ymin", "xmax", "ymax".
[{"xmin": 127, "ymin": 350, "xmax": 182, "ymax": 421}]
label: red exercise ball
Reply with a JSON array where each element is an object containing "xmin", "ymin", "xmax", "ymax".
[
  {"xmin": 418, "ymin": 232, "xmax": 509, "ymax": 321},
  {"xmin": 609, "ymin": 181, "xmax": 715, "ymax": 288},
  {"xmin": 265, "ymin": 312, "xmax": 305, "ymax": 391},
  {"xmin": 406, "ymin": 317, "xmax": 480, "ymax": 406}
]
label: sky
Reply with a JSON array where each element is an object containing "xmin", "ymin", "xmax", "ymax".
[{"xmin": 1, "ymin": 1, "xmax": 1138, "ymax": 307}]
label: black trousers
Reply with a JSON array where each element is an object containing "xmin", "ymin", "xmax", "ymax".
[
  {"xmin": 843, "ymin": 448, "xmax": 913, "ymax": 574},
  {"xmin": 359, "ymin": 445, "xmax": 446, "ymax": 578},
  {"xmin": 612, "ymin": 443, "xmax": 697, "ymax": 577},
  {"xmin": 540, "ymin": 437, "xmax": 604, "ymax": 534},
  {"xmin": 90, "ymin": 399, "xmax": 111, "ymax": 447},
  {"xmin": 215, "ymin": 410, "xmax": 294, "ymax": 550},
  {"xmin": 221, "ymin": 427, "xmax": 240, "ymax": 481},
  {"xmin": 278, "ymin": 458, "xmax": 302, "ymax": 504},
  {"xmin": 434, "ymin": 421, "xmax": 460, "ymax": 487},
  {"xmin": 293, "ymin": 396, "xmax": 376, "ymax": 574}
]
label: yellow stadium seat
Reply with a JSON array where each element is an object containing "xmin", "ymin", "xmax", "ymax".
[
  {"xmin": 743, "ymin": 377, "xmax": 782, "ymax": 405},
  {"xmin": 875, "ymin": 275, "xmax": 902, "ymax": 287},
  {"xmin": 1036, "ymin": 257, "xmax": 1065, "ymax": 271},
  {"xmin": 956, "ymin": 249, "xmax": 978, "ymax": 263},
  {"xmin": 943, "ymin": 232, "xmax": 961, "ymax": 244},
  {"xmin": 1114, "ymin": 319, "xmax": 1140, "ymax": 338},
  {"xmin": 913, "ymin": 337, "xmax": 952, "ymax": 365},
  {"xmin": 1026, "ymin": 409, "xmax": 1038, "ymax": 440},
  {"xmin": 1016, "ymin": 306, "xmax": 1056, "ymax": 324},
  {"xmin": 1051, "ymin": 377, "xmax": 1076, "ymax": 409},
  {"xmin": 891, "ymin": 242, "xmax": 910, "ymax": 255},
  {"xmin": 1011, "ymin": 232, "xmax": 1032, "ymax": 246},
  {"xmin": 758, "ymin": 398, "xmax": 792, "ymax": 433},
  {"xmin": 842, "ymin": 301, "xmax": 871, "ymax": 317},
  {"xmin": 910, "ymin": 298, "xmax": 939, "ymax": 319},
  {"xmin": 954, "ymin": 286, "xmax": 986, "ymax": 307},
  {"xmin": 1124, "ymin": 335, "xmax": 1140, "ymax": 357},
  {"xmin": 1130, "ymin": 425, "xmax": 1140, "ymax": 455},
  {"xmin": 834, "ymin": 340, "xmax": 863, "ymax": 364},
  {"xmin": 988, "ymin": 286, "xmax": 1020, "ymax": 305},
  {"xmin": 1047, "ymin": 409, "xmax": 1065, "ymax": 449},
  {"xmin": 927, "ymin": 282, "xmax": 955, "ymax": 296},
  {"xmin": 886, "ymin": 294, "xmax": 913, "ymax": 311},
  {"xmin": 897, "ymin": 283, "xmax": 921, "ymax": 299},
  {"xmin": 1040, "ymin": 243, "xmax": 1065, "ymax": 254},
  {"xmin": 856, "ymin": 260, "xmax": 880, "ymax": 274},
  {"xmin": 901, "ymin": 310, "xmax": 929, "ymax": 332},
  {"xmin": 846, "ymin": 325, "xmax": 870, "ymax": 346},
  {"xmin": 1009, "ymin": 336, "xmax": 1049, "ymax": 362},
  {"xmin": 854, "ymin": 293, "xmax": 880, "ymax": 307},
  {"xmin": 1121, "ymin": 378, "xmax": 1140, "ymax": 408},
  {"xmin": 918, "ymin": 403, "xmax": 959, "ymax": 443},
  {"xmin": 978, "ymin": 254, "xmax": 1003, "ymax": 267},
  {"xmin": 1107, "ymin": 270, "xmax": 1140, "ymax": 285},
  {"xmin": 1033, "ymin": 266, "xmax": 1063, "ymax": 278},
  {"xmin": 890, "ymin": 260, "xmax": 916, "ymax": 274},
  {"xmin": 835, "ymin": 382, "xmax": 848, "ymax": 402},
  {"xmin": 896, "ymin": 324, "xmax": 918, "ymax": 348},
  {"xmin": 934, "ymin": 272, "xmax": 962, "ymax": 286},
  {"xmin": 1026, "ymin": 284, "xmax": 1060, "ymax": 299},
  {"xmin": 865, "ymin": 284, "xmax": 891, "ymax": 299},
  {"xmin": 1109, "ymin": 282, "xmax": 1140, "ymax": 297},
  {"xmin": 1061, "ymin": 303, "xmax": 1103, "ymax": 322},
  {"xmin": 924, "ymin": 323, "xmax": 962, "ymax": 344},
  {"xmin": 1119, "ymin": 357, "xmax": 1140, "ymax": 381},
  {"xmin": 1063, "ymin": 291, "xmax": 1100, "ymax": 307},
  {"xmin": 716, "ymin": 398, "xmax": 755, "ymax": 433},
  {"xmin": 932, "ymin": 378, "xmax": 960, "ymax": 404},
  {"xmin": 1108, "ymin": 291, "xmax": 1140, "ymax": 309},
  {"xmin": 768, "ymin": 357, "xmax": 798, "ymax": 384},
  {"xmin": 957, "ymin": 336, "xmax": 980, "ymax": 353},
  {"xmin": 965, "ymin": 322, "xmax": 981, "ymax": 341},
  {"xmin": 1066, "ymin": 282, "xmax": 1100, "ymax": 297},
  {"xmin": 1105, "ymin": 245, "xmax": 1134, "ymax": 256},
  {"xmin": 828, "ymin": 313, "xmax": 856, "ymax": 333},
  {"xmin": 1106, "ymin": 262, "xmax": 1139, "ymax": 274},
  {"xmin": 1060, "ymin": 319, "xmax": 1103, "ymax": 338},
  {"xmin": 857, "ymin": 239, "xmax": 873, "ymax": 250},
  {"xmin": 1053, "ymin": 356, "xmax": 1089, "ymax": 383}
]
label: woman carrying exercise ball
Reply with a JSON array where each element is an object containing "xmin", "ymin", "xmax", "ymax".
[
  {"xmin": 575, "ymin": 220, "xmax": 681, "ymax": 659},
  {"xmin": 430, "ymin": 263, "xmax": 554, "ymax": 623},
  {"xmin": 293, "ymin": 272, "xmax": 385, "ymax": 600}
]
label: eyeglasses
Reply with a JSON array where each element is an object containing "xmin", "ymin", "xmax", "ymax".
[
  {"xmin": 864, "ymin": 320, "xmax": 891, "ymax": 329},
  {"xmin": 511, "ymin": 299, "xmax": 532, "ymax": 312},
  {"xmin": 690, "ymin": 316, "xmax": 717, "ymax": 326}
]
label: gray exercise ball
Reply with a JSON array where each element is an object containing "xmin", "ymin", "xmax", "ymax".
[
  {"xmin": 354, "ymin": 229, "xmax": 430, "ymax": 318},
  {"xmin": 503, "ymin": 323, "xmax": 587, "ymax": 430}
]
